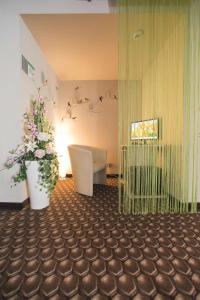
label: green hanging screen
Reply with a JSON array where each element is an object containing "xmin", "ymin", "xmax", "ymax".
[{"xmin": 118, "ymin": 0, "xmax": 200, "ymax": 214}]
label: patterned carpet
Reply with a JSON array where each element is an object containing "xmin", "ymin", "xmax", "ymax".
[{"xmin": 1, "ymin": 178, "xmax": 200, "ymax": 299}]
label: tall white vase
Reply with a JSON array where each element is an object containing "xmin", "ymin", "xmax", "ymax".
[{"xmin": 25, "ymin": 161, "xmax": 49, "ymax": 210}]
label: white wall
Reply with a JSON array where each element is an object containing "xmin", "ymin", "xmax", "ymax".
[
  {"xmin": 0, "ymin": 0, "xmax": 115, "ymax": 203},
  {"xmin": 0, "ymin": 14, "xmax": 58, "ymax": 203},
  {"xmin": 0, "ymin": 12, "xmax": 26, "ymax": 203},
  {"xmin": 56, "ymin": 80, "xmax": 118, "ymax": 176},
  {"xmin": 20, "ymin": 18, "xmax": 58, "ymax": 124}
]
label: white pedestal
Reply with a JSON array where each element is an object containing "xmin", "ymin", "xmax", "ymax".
[{"xmin": 26, "ymin": 161, "xmax": 49, "ymax": 210}]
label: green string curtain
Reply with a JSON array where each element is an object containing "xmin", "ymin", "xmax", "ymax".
[{"xmin": 118, "ymin": 0, "xmax": 200, "ymax": 214}]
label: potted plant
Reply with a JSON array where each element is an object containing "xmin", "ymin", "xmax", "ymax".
[{"xmin": 4, "ymin": 83, "xmax": 59, "ymax": 209}]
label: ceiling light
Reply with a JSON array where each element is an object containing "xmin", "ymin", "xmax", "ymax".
[{"xmin": 133, "ymin": 29, "xmax": 144, "ymax": 40}]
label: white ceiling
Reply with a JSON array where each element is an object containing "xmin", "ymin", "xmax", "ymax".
[
  {"xmin": 22, "ymin": 14, "xmax": 117, "ymax": 80},
  {"xmin": 3, "ymin": 0, "xmax": 115, "ymax": 14}
]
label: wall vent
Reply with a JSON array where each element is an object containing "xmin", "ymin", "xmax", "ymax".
[
  {"xmin": 22, "ymin": 55, "xmax": 35, "ymax": 79},
  {"xmin": 22, "ymin": 55, "xmax": 28, "ymax": 75}
]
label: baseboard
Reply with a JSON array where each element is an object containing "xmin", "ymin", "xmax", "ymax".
[
  {"xmin": 66, "ymin": 174, "xmax": 72, "ymax": 178},
  {"xmin": 107, "ymin": 174, "xmax": 118, "ymax": 178},
  {"xmin": 65, "ymin": 174, "xmax": 118, "ymax": 178},
  {"xmin": 0, "ymin": 198, "xmax": 29, "ymax": 210},
  {"xmin": 188, "ymin": 202, "xmax": 200, "ymax": 211}
]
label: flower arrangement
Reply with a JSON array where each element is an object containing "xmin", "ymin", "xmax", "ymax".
[{"xmin": 4, "ymin": 83, "xmax": 59, "ymax": 194}]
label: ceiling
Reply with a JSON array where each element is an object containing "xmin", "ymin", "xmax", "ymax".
[{"xmin": 22, "ymin": 14, "xmax": 117, "ymax": 81}]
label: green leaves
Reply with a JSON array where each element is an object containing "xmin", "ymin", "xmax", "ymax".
[
  {"xmin": 12, "ymin": 162, "xmax": 27, "ymax": 184},
  {"xmin": 38, "ymin": 158, "xmax": 59, "ymax": 194}
]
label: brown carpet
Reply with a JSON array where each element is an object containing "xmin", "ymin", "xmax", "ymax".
[{"xmin": 0, "ymin": 178, "xmax": 200, "ymax": 299}]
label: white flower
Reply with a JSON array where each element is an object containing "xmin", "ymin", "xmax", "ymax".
[
  {"xmin": 26, "ymin": 141, "xmax": 37, "ymax": 152},
  {"xmin": 16, "ymin": 144, "xmax": 25, "ymax": 156},
  {"xmin": 34, "ymin": 149, "xmax": 45, "ymax": 158},
  {"xmin": 5, "ymin": 156, "xmax": 15, "ymax": 168},
  {"xmin": 37, "ymin": 132, "xmax": 49, "ymax": 142}
]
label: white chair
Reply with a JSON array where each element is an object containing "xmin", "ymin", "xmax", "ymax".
[{"xmin": 68, "ymin": 144, "xmax": 107, "ymax": 196}]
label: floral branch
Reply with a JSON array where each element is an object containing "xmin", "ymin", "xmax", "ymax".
[{"xmin": 2, "ymin": 81, "xmax": 59, "ymax": 193}]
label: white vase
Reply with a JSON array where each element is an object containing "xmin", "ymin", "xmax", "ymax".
[{"xmin": 25, "ymin": 161, "xmax": 49, "ymax": 210}]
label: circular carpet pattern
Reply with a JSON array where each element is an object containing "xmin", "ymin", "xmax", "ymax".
[{"xmin": 0, "ymin": 179, "xmax": 200, "ymax": 299}]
